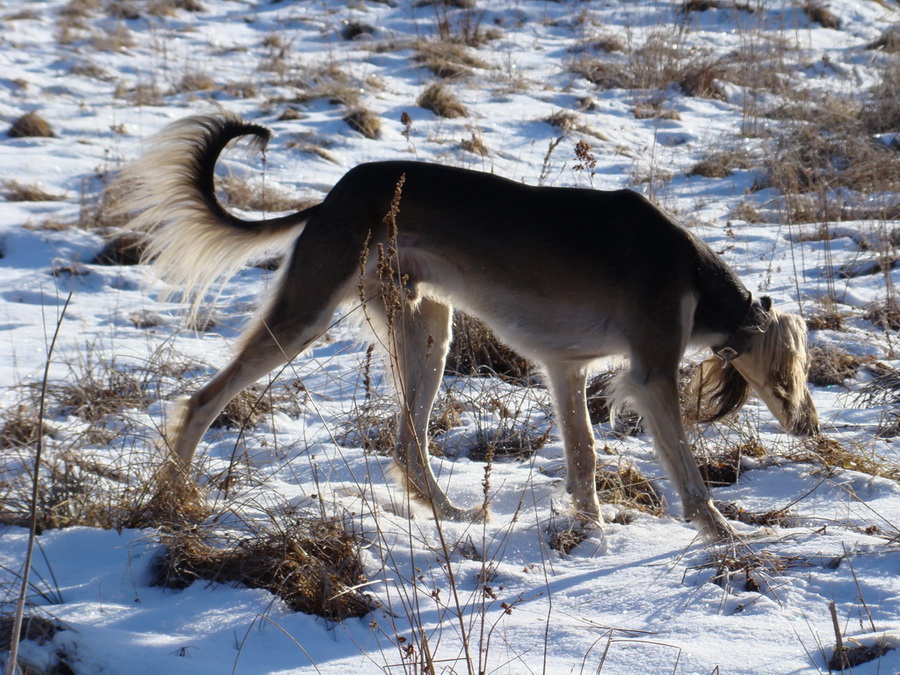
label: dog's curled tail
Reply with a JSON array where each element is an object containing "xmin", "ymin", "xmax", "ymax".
[{"xmin": 119, "ymin": 111, "xmax": 317, "ymax": 314}]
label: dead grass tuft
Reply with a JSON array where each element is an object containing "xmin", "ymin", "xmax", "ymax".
[
  {"xmin": 47, "ymin": 356, "xmax": 153, "ymax": 423},
  {"xmin": 0, "ymin": 405, "xmax": 43, "ymax": 451},
  {"xmin": 116, "ymin": 80, "xmax": 164, "ymax": 106},
  {"xmin": 716, "ymin": 501, "xmax": 795, "ymax": 528},
  {"xmin": 0, "ymin": 613, "xmax": 74, "ymax": 673},
  {"xmin": 417, "ymin": 82, "xmax": 467, "ymax": 119},
  {"xmin": 343, "ymin": 108, "xmax": 382, "ymax": 139},
  {"xmin": 414, "ymin": 39, "xmax": 489, "ymax": 79},
  {"xmin": 802, "ymin": 2, "xmax": 840, "ymax": 30},
  {"xmin": 218, "ymin": 174, "xmax": 302, "ymax": 213},
  {"xmin": 211, "ymin": 386, "xmax": 275, "ymax": 430},
  {"xmin": 459, "ymin": 131, "xmax": 489, "ymax": 156},
  {"xmin": 91, "ymin": 23, "xmax": 135, "ymax": 51},
  {"xmin": 547, "ymin": 524, "xmax": 587, "ymax": 555},
  {"xmin": 150, "ymin": 518, "xmax": 375, "ymax": 620},
  {"xmin": 806, "ymin": 308, "xmax": 846, "ymax": 331},
  {"xmin": 680, "ymin": 0, "xmax": 756, "ymax": 13},
  {"xmin": 688, "ymin": 147, "xmax": 754, "ymax": 179},
  {"xmin": 78, "ymin": 178, "xmax": 133, "ymax": 231},
  {"xmin": 445, "ymin": 313, "xmax": 531, "ymax": 382},
  {"xmin": 585, "ymin": 370, "xmax": 642, "ymax": 433},
  {"xmin": 148, "ymin": 0, "xmax": 206, "ymax": 16},
  {"xmin": 853, "ymin": 362, "xmax": 900, "ymax": 405},
  {"xmin": 697, "ymin": 548, "xmax": 799, "ymax": 594},
  {"xmin": 8, "ymin": 111, "xmax": 54, "ymax": 138},
  {"xmin": 759, "ymin": 119, "xmax": 900, "ymax": 223},
  {"xmin": 467, "ymin": 425, "xmax": 549, "ymax": 463},
  {"xmin": 0, "ymin": 179, "xmax": 66, "ymax": 202},
  {"xmin": 867, "ymin": 27, "xmax": 900, "ymax": 54},
  {"xmin": 697, "ymin": 442, "xmax": 766, "ymax": 488},
  {"xmin": 0, "ymin": 614, "xmax": 68, "ymax": 652},
  {"xmin": 829, "ymin": 639, "xmax": 895, "ymax": 672},
  {"xmin": 595, "ymin": 463, "xmax": 664, "ymax": 515},
  {"xmin": 807, "ymin": 345, "xmax": 866, "ymax": 386},
  {"xmin": 863, "ymin": 300, "xmax": 900, "ymax": 332},
  {"xmin": 0, "ymin": 444, "xmax": 171, "ymax": 533},
  {"xmin": 172, "ymin": 71, "xmax": 218, "ymax": 94},
  {"xmin": 543, "ymin": 110, "xmax": 608, "ymax": 141},
  {"xmin": 90, "ymin": 232, "xmax": 147, "ymax": 266},
  {"xmin": 795, "ymin": 435, "xmax": 900, "ymax": 482}
]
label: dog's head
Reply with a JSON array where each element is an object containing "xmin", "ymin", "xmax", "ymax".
[{"xmin": 693, "ymin": 299, "xmax": 819, "ymax": 435}]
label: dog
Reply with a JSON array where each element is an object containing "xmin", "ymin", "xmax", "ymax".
[{"xmin": 122, "ymin": 111, "xmax": 819, "ymax": 541}]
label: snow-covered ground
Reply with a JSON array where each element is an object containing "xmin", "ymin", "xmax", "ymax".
[{"xmin": 1, "ymin": 1, "xmax": 899, "ymax": 673}]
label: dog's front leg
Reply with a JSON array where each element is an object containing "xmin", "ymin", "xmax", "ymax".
[{"xmin": 627, "ymin": 373, "xmax": 735, "ymax": 541}]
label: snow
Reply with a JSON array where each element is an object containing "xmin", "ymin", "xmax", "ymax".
[{"xmin": 1, "ymin": 1, "xmax": 899, "ymax": 673}]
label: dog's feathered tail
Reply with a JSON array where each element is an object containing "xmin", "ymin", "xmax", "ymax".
[{"xmin": 119, "ymin": 111, "xmax": 318, "ymax": 315}]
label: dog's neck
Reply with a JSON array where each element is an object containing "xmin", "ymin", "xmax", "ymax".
[{"xmin": 712, "ymin": 296, "xmax": 771, "ymax": 362}]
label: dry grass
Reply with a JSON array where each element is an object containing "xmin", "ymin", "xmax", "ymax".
[
  {"xmin": 805, "ymin": 305, "xmax": 847, "ymax": 331},
  {"xmin": 753, "ymin": 61, "xmax": 900, "ymax": 223},
  {"xmin": 91, "ymin": 23, "xmax": 136, "ymax": 51},
  {"xmin": 343, "ymin": 108, "xmax": 382, "ymax": 139},
  {"xmin": 459, "ymin": 131, "xmax": 489, "ymax": 156},
  {"xmin": 863, "ymin": 300, "xmax": 900, "ymax": 332},
  {"xmin": 218, "ymin": 174, "xmax": 303, "ymax": 213},
  {"xmin": 148, "ymin": 0, "xmax": 206, "ymax": 16},
  {"xmin": 794, "ymin": 436, "xmax": 900, "ymax": 482},
  {"xmin": 687, "ymin": 147, "xmax": 755, "ymax": 179},
  {"xmin": 0, "ymin": 179, "xmax": 66, "ymax": 202},
  {"xmin": 467, "ymin": 424, "xmax": 549, "ymax": 463},
  {"xmin": 696, "ymin": 441, "xmax": 766, "ymax": 488},
  {"xmin": 543, "ymin": 109, "xmax": 608, "ymax": 141},
  {"xmin": 0, "ymin": 614, "xmax": 73, "ymax": 673},
  {"xmin": 594, "ymin": 463, "xmax": 664, "ymax": 516},
  {"xmin": 867, "ymin": 26, "xmax": 900, "ymax": 54},
  {"xmin": 115, "ymin": 80, "xmax": 164, "ymax": 106},
  {"xmin": 716, "ymin": 501, "xmax": 795, "ymax": 528},
  {"xmin": 445, "ymin": 313, "xmax": 530, "ymax": 382},
  {"xmin": 828, "ymin": 639, "xmax": 895, "ymax": 672},
  {"xmin": 629, "ymin": 31, "xmax": 728, "ymax": 100},
  {"xmin": 807, "ymin": 345, "xmax": 867, "ymax": 386},
  {"xmin": 172, "ymin": 71, "xmax": 218, "ymax": 94},
  {"xmin": 211, "ymin": 385, "xmax": 276, "ymax": 430},
  {"xmin": 802, "ymin": 2, "xmax": 840, "ymax": 30},
  {"xmin": 48, "ymin": 359, "xmax": 153, "ymax": 424},
  {"xmin": 0, "ymin": 404, "xmax": 43, "ymax": 451},
  {"xmin": 414, "ymin": 39, "xmax": 489, "ymax": 79},
  {"xmin": 417, "ymin": 82, "xmax": 467, "ymax": 119},
  {"xmin": 679, "ymin": 1, "xmax": 757, "ymax": 14},
  {"xmin": 697, "ymin": 548, "xmax": 801, "ymax": 594},
  {"xmin": 585, "ymin": 370, "xmax": 642, "ymax": 433},
  {"xmin": 90, "ymin": 232, "xmax": 147, "ymax": 266},
  {"xmin": 150, "ymin": 518, "xmax": 376, "ymax": 620},
  {"xmin": 853, "ymin": 363, "xmax": 900, "ymax": 437},
  {"xmin": 286, "ymin": 64, "xmax": 365, "ymax": 108},
  {"xmin": 7, "ymin": 111, "xmax": 54, "ymax": 138}
]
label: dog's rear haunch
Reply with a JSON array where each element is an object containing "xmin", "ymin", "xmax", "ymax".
[{"xmin": 123, "ymin": 112, "xmax": 818, "ymax": 541}]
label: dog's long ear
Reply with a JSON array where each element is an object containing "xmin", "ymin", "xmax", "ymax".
[{"xmin": 689, "ymin": 357, "xmax": 752, "ymax": 423}]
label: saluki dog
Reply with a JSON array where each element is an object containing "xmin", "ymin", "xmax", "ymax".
[{"xmin": 123, "ymin": 111, "xmax": 819, "ymax": 541}]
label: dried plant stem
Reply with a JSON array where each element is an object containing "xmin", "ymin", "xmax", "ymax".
[{"xmin": 6, "ymin": 292, "xmax": 72, "ymax": 675}]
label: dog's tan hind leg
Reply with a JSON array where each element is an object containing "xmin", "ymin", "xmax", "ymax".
[
  {"xmin": 160, "ymin": 307, "xmax": 337, "ymax": 487},
  {"xmin": 545, "ymin": 364, "xmax": 602, "ymax": 524},
  {"xmin": 370, "ymin": 297, "xmax": 480, "ymax": 520}
]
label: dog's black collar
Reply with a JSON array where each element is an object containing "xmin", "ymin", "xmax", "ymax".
[{"xmin": 712, "ymin": 296, "xmax": 772, "ymax": 363}]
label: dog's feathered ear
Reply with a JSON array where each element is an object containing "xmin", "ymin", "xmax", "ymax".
[
  {"xmin": 760, "ymin": 295, "xmax": 773, "ymax": 312},
  {"xmin": 689, "ymin": 358, "xmax": 752, "ymax": 423}
]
